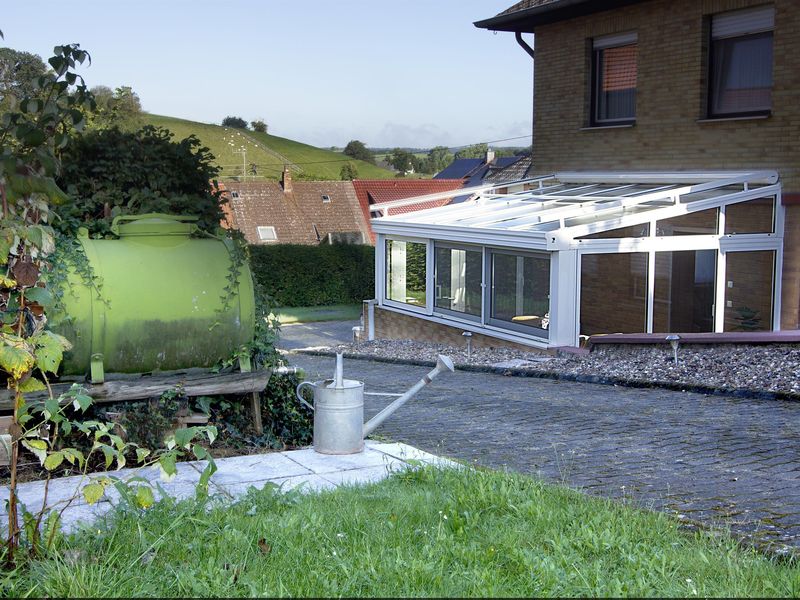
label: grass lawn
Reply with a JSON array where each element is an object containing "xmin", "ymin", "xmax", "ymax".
[
  {"xmin": 5, "ymin": 467, "xmax": 798, "ymax": 597},
  {"xmin": 275, "ymin": 304, "xmax": 362, "ymax": 324}
]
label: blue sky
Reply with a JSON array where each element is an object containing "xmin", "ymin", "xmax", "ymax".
[{"xmin": 2, "ymin": 1, "xmax": 533, "ymax": 149}]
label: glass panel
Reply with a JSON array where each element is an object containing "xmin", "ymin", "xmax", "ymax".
[
  {"xmin": 595, "ymin": 44, "xmax": 637, "ymax": 122},
  {"xmin": 710, "ymin": 32, "xmax": 772, "ymax": 116},
  {"xmin": 578, "ymin": 223, "xmax": 650, "ymax": 240},
  {"xmin": 434, "ymin": 246, "xmax": 482, "ymax": 317},
  {"xmin": 724, "ymin": 251, "xmax": 774, "ymax": 331},
  {"xmin": 580, "ymin": 253, "xmax": 647, "ymax": 335},
  {"xmin": 491, "ymin": 253, "xmax": 550, "ymax": 332},
  {"xmin": 386, "ymin": 239, "xmax": 426, "ymax": 307},
  {"xmin": 725, "ymin": 198, "xmax": 774, "ymax": 234},
  {"xmin": 656, "ymin": 209, "xmax": 718, "ymax": 236},
  {"xmin": 653, "ymin": 250, "xmax": 716, "ymax": 333}
]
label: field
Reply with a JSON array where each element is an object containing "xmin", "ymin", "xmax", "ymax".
[{"xmin": 143, "ymin": 114, "xmax": 394, "ymax": 181}]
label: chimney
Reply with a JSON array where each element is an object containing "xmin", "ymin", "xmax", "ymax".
[
  {"xmin": 281, "ymin": 165, "xmax": 293, "ymax": 193},
  {"xmin": 485, "ymin": 148, "xmax": 495, "ymax": 164}
]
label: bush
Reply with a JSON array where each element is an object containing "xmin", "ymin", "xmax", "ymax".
[
  {"xmin": 251, "ymin": 119, "xmax": 268, "ymax": 133},
  {"xmin": 249, "ymin": 244, "xmax": 374, "ymax": 307},
  {"xmin": 222, "ymin": 116, "xmax": 248, "ymax": 129}
]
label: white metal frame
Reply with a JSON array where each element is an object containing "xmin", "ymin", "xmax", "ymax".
[{"xmin": 373, "ymin": 171, "xmax": 784, "ymax": 348}]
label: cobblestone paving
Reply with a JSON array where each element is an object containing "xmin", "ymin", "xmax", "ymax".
[{"xmin": 289, "ymin": 352, "xmax": 800, "ymax": 553}]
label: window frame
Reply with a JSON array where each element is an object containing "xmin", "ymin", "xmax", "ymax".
[
  {"xmin": 383, "ymin": 236, "xmax": 430, "ymax": 314},
  {"xmin": 256, "ymin": 225, "xmax": 278, "ymax": 242},
  {"xmin": 432, "ymin": 242, "xmax": 484, "ymax": 322},
  {"xmin": 590, "ymin": 32, "xmax": 638, "ymax": 127},
  {"xmin": 486, "ymin": 248, "xmax": 551, "ymax": 338},
  {"xmin": 706, "ymin": 6, "xmax": 774, "ymax": 119}
]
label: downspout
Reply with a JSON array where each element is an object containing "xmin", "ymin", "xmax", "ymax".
[{"xmin": 515, "ymin": 32, "xmax": 535, "ymax": 150}]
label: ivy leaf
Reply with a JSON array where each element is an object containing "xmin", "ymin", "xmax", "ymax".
[
  {"xmin": 82, "ymin": 482, "xmax": 104, "ymax": 505},
  {"xmin": 134, "ymin": 485, "xmax": 155, "ymax": 510},
  {"xmin": 24, "ymin": 287, "xmax": 53, "ymax": 309},
  {"xmin": 21, "ymin": 439, "xmax": 47, "ymax": 465},
  {"xmin": 0, "ymin": 344, "xmax": 35, "ymax": 380},
  {"xmin": 43, "ymin": 451, "xmax": 64, "ymax": 471}
]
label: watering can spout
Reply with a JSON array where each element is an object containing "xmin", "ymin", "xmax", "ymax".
[{"xmin": 362, "ymin": 354, "xmax": 454, "ymax": 437}]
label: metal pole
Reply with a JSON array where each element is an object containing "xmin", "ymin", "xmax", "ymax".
[{"xmin": 362, "ymin": 355, "xmax": 454, "ymax": 437}]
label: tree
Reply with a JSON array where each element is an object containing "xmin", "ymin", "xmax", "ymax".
[
  {"xmin": 222, "ymin": 116, "xmax": 248, "ymax": 129},
  {"xmin": 387, "ymin": 148, "xmax": 416, "ymax": 174},
  {"xmin": 343, "ymin": 139, "xmax": 374, "ymax": 164},
  {"xmin": 340, "ymin": 162, "xmax": 358, "ymax": 180},
  {"xmin": 454, "ymin": 143, "xmax": 488, "ymax": 160},
  {"xmin": 56, "ymin": 125, "xmax": 224, "ymax": 237},
  {"xmin": 0, "ymin": 47, "xmax": 47, "ymax": 109},
  {"xmin": 87, "ymin": 84, "xmax": 142, "ymax": 130},
  {"xmin": 250, "ymin": 119, "xmax": 267, "ymax": 133},
  {"xmin": 422, "ymin": 145, "xmax": 452, "ymax": 175}
]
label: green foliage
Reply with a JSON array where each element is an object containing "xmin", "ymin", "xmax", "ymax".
[
  {"xmin": 339, "ymin": 162, "xmax": 358, "ymax": 180},
  {"xmin": 249, "ymin": 244, "xmax": 374, "ymax": 307},
  {"xmin": 260, "ymin": 372, "xmax": 312, "ymax": 447},
  {"xmin": 55, "ymin": 125, "xmax": 223, "ymax": 237},
  {"xmin": 0, "ymin": 48, "xmax": 47, "ymax": 110},
  {"xmin": 422, "ymin": 145, "xmax": 453, "ymax": 175},
  {"xmin": 87, "ymin": 85, "xmax": 143, "ymax": 131},
  {"xmin": 343, "ymin": 139, "xmax": 374, "ymax": 164},
  {"xmin": 250, "ymin": 119, "xmax": 267, "ymax": 133},
  {"xmin": 221, "ymin": 116, "xmax": 248, "ymax": 129},
  {"xmin": 387, "ymin": 147, "xmax": 417, "ymax": 173},
  {"xmin": 114, "ymin": 389, "xmax": 183, "ymax": 450},
  {"xmin": 454, "ymin": 142, "xmax": 488, "ymax": 160}
]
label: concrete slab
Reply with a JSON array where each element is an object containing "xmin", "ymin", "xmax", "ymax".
[{"xmin": 282, "ymin": 446, "xmax": 395, "ymax": 474}]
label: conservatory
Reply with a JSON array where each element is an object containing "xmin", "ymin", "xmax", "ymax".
[{"xmin": 370, "ymin": 171, "xmax": 784, "ymax": 349}]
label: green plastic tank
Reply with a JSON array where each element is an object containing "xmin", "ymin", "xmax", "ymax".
[{"xmin": 54, "ymin": 214, "xmax": 255, "ymax": 382}]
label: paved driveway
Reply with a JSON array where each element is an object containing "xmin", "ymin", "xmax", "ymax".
[
  {"xmin": 276, "ymin": 320, "xmax": 359, "ymax": 350},
  {"xmin": 289, "ymin": 351, "xmax": 800, "ymax": 553}
]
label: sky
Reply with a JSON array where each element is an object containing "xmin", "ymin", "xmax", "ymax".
[{"xmin": 1, "ymin": 1, "xmax": 533, "ymax": 150}]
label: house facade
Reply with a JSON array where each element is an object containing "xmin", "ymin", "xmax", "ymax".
[
  {"xmin": 476, "ymin": 0, "xmax": 800, "ymax": 329},
  {"xmin": 364, "ymin": 0, "xmax": 797, "ymax": 350}
]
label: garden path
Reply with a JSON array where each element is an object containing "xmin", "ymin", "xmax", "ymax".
[{"xmin": 289, "ymin": 350, "xmax": 800, "ymax": 554}]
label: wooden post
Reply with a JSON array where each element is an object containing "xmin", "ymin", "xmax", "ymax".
[{"xmin": 249, "ymin": 392, "xmax": 263, "ymax": 435}]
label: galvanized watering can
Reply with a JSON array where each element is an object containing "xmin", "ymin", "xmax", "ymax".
[{"xmin": 296, "ymin": 353, "xmax": 454, "ymax": 455}]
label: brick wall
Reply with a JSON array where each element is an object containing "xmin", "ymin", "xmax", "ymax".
[
  {"xmin": 364, "ymin": 305, "xmax": 552, "ymax": 354},
  {"xmin": 531, "ymin": 0, "xmax": 800, "ymax": 328}
]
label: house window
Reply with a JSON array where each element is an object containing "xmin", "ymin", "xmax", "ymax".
[
  {"xmin": 591, "ymin": 32, "xmax": 638, "ymax": 125},
  {"xmin": 231, "ymin": 191, "xmax": 240, "ymax": 199},
  {"xmin": 434, "ymin": 245, "xmax": 482, "ymax": 318},
  {"xmin": 321, "ymin": 194, "xmax": 331, "ymax": 203},
  {"xmin": 708, "ymin": 6, "xmax": 774, "ymax": 117},
  {"xmin": 489, "ymin": 251, "xmax": 550, "ymax": 336},
  {"xmin": 386, "ymin": 239, "xmax": 427, "ymax": 307},
  {"xmin": 257, "ymin": 226, "xmax": 277, "ymax": 242}
]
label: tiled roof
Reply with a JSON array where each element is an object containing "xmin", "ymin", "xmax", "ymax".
[
  {"xmin": 484, "ymin": 155, "xmax": 533, "ymax": 183},
  {"xmin": 475, "ymin": 0, "xmax": 648, "ymax": 32},
  {"xmin": 220, "ymin": 180, "xmax": 369, "ymax": 245},
  {"xmin": 352, "ymin": 179, "xmax": 465, "ymax": 242},
  {"xmin": 495, "ymin": 0, "xmax": 561, "ymax": 18}
]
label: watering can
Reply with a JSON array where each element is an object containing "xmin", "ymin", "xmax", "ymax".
[{"xmin": 296, "ymin": 353, "xmax": 454, "ymax": 454}]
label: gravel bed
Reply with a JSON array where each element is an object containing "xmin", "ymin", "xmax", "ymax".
[{"xmin": 319, "ymin": 339, "xmax": 800, "ymax": 398}]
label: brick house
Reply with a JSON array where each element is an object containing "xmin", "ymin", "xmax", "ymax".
[
  {"xmin": 365, "ymin": 0, "xmax": 796, "ymax": 349},
  {"xmin": 220, "ymin": 168, "xmax": 370, "ymax": 245}
]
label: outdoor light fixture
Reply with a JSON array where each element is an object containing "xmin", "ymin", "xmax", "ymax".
[
  {"xmin": 665, "ymin": 334, "xmax": 681, "ymax": 365},
  {"xmin": 462, "ymin": 331, "xmax": 473, "ymax": 358}
]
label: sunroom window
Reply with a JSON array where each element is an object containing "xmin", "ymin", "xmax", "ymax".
[
  {"xmin": 434, "ymin": 245, "xmax": 482, "ymax": 317},
  {"xmin": 386, "ymin": 239, "xmax": 426, "ymax": 307},
  {"xmin": 490, "ymin": 251, "xmax": 550, "ymax": 335}
]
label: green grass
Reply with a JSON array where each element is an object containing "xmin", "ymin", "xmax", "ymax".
[
  {"xmin": 275, "ymin": 303, "xmax": 361, "ymax": 324},
  {"xmin": 4, "ymin": 467, "xmax": 798, "ymax": 597},
  {"xmin": 143, "ymin": 114, "xmax": 394, "ymax": 181}
]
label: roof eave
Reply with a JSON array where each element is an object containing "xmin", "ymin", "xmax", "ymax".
[{"xmin": 474, "ymin": 0, "xmax": 649, "ymax": 33}]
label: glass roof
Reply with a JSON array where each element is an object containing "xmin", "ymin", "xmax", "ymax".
[{"xmin": 372, "ymin": 171, "xmax": 779, "ymax": 244}]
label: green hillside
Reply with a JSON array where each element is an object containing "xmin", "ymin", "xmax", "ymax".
[{"xmin": 143, "ymin": 114, "xmax": 394, "ymax": 181}]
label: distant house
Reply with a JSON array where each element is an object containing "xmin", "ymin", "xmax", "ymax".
[
  {"xmin": 352, "ymin": 179, "xmax": 465, "ymax": 243},
  {"xmin": 435, "ymin": 150, "xmax": 528, "ymax": 189},
  {"xmin": 220, "ymin": 167, "xmax": 369, "ymax": 245},
  {"xmin": 364, "ymin": 0, "xmax": 798, "ymax": 350}
]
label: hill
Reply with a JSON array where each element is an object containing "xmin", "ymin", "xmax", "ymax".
[{"xmin": 143, "ymin": 114, "xmax": 395, "ymax": 181}]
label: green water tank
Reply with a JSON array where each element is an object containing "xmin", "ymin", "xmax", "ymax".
[{"xmin": 54, "ymin": 213, "xmax": 255, "ymax": 381}]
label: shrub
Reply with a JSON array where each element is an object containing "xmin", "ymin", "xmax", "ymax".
[
  {"xmin": 249, "ymin": 244, "xmax": 374, "ymax": 307},
  {"xmin": 251, "ymin": 119, "xmax": 268, "ymax": 133},
  {"xmin": 222, "ymin": 116, "xmax": 248, "ymax": 129}
]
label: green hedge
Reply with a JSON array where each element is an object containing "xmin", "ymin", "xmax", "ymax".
[{"xmin": 249, "ymin": 244, "xmax": 375, "ymax": 307}]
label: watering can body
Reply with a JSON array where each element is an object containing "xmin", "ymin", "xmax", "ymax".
[{"xmin": 297, "ymin": 378, "xmax": 365, "ymax": 454}]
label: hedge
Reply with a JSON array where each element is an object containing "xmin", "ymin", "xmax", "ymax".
[{"xmin": 249, "ymin": 244, "xmax": 375, "ymax": 307}]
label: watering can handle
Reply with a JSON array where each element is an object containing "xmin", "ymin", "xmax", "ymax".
[{"xmin": 295, "ymin": 382, "xmax": 315, "ymax": 412}]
